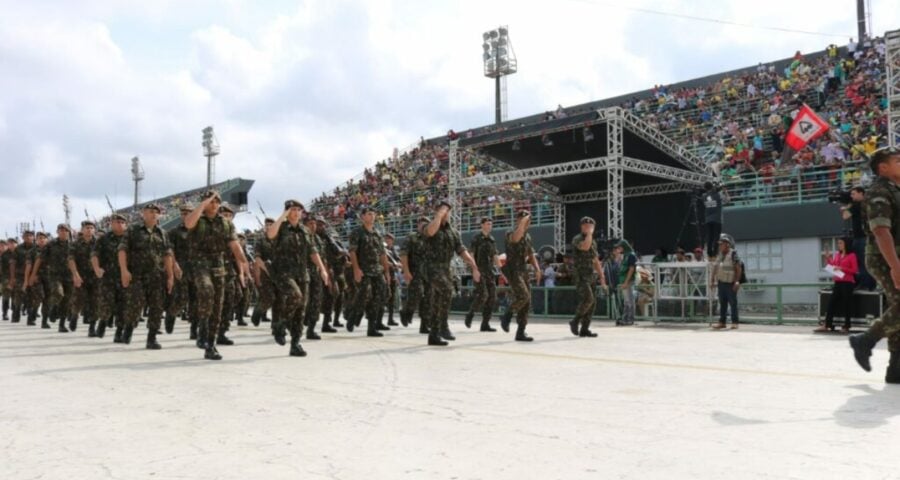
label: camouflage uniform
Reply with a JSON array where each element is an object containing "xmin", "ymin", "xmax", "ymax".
[
  {"xmin": 400, "ymin": 231, "xmax": 429, "ymax": 329},
  {"xmin": 219, "ymin": 249, "xmax": 241, "ymax": 336},
  {"xmin": 504, "ymin": 230, "xmax": 534, "ymax": 326},
  {"xmin": 571, "ymin": 233, "xmax": 599, "ymax": 330},
  {"xmin": 28, "ymin": 243, "xmax": 51, "ymax": 325},
  {"xmin": 119, "ymin": 223, "xmax": 172, "ymax": 333},
  {"xmin": 271, "ymin": 221, "xmax": 317, "ymax": 341},
  {"xmin": 348, "ymin": 225, "xmax": 386, "ymax": 330},
  {"xmin": 71, "ymin": 235, "xmax": 99, "ymax": 327},
  {"xmin": 10, "ymin": 243, "xmax": 31, "ymax": 322},
  {"xmin": 252, "ymin": 235, "xmax": 279, "ymax": 328},
  {"xmin": 166, "ymin": 223, "xmax": 192, "ymax": 324},
  {"xmin": 863, "ymin": 175, "xmax": 900, "ymax": 352},
  {"xmin": 318, "ymin": 230, "xmax": 346, "ymax": 328},
  {"xmin": 385, "ymin": 243, "xmax": 401, "ymax": 325},
  {"xmin": 342, "ymin": 261, "xmax": 357, "ymax": 323},
  {"xmin": 0, "ymin": 247, "xmax": 10, "ymax": 320},
  {"xmin": 467, "ymin": 232, "xmax": 498, "ymax": 323},
  {"xmin": 423, "ymin": 223, "xmax": 466, "ymax": 333},
  {"xmin": 304, "ymin": 232, "xmax": 326, "ymax": 335},
  {"xmin": 189, "ymin": 214, "xmax": 237, "ymax": 346},
  {"xmin": 92, "ymin": 232, "xmax": 126, "ymax": 329}
]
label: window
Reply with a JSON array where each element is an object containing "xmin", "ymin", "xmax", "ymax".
[{"xmin": 736, "ymin": 240, "xmax": 783, "ymax": 273}]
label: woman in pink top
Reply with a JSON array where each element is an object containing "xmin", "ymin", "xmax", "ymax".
[{"xmin": 815, "ymin": 237, "xmax": 859, "ymax": 333}]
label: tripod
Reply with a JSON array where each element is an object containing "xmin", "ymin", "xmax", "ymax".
[{"xmin": 674, "ymin": 191, "xmax": 703, "ymax": 253}]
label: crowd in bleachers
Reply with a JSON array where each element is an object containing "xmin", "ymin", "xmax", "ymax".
[{"xmin": 311, "ymin": 37, "xmax": 890, "ymax": 234}]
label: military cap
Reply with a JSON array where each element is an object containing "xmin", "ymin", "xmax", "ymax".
[
  {"xmin": 580, "ymin": 216, "xmax": 595, "ymax": 225},
  {"xmin": 22, "ymin": 230, "xmax": 34, "ymax": 236},
  {"xmin": 436, "ymin": 199, "xmax": 452, "ymax": 210},
  {"xmin": 385, "ymin": 233, "xmax": 395, "ymax": 240},
  {"xmin": 36, "ymin": 232, "xmax": 48, "ymax": 239},
  {"xmin": 202, "ymin": 190, "xmax": 222, "ymax": 201},
  {"xmin": 516, "ymin": 209, "xmax": 531, "ymax": 219},
  {"xmin": 81, "ymin": 220, "xmax": 96, "ymax": 227},
  {"xmin": 218, "ymin": 204, "xmax": 235, "ymax": 215},
  {"xmin": 56, "ymin": 223, "xmax": 70, "ymax": 232},
  {"xmin": 264, "ymin": 217, "xmax": 275, "ymax": 224},
  {"xmin": 179, "ymin": 204, "xmax": 193, "ymax": 213},
  {"xmin": 359, "ymin": 205, "xmax": 375, "ymax": 215},
  {"xmin": 718, "ymin": 233, "xmax": 735, "ymax": 247},
  {"xmin": 314, "ymin": 215, "xmax": 326, "ymax": 223},
  {"xmin": 303, "ymin": 213, "xmax": 316, "ymax": 223},
  {"xmin": 7, "ymin": 238, "xmax": 17, "ymax": 243},
  {"xmin": 480, "ymin": 217, "xmax": 493, "ymax": 224},
  {"xmin": 871, "ymin": 146, "xmax": 900, "ymax": 175},
  {"xmin": 284, "ymin": 199, "xmax": 305, "ymax": 210},
  {"xmin": 112, "ymin": 213, "xmax": 128, "ymax": 222},
  {"xmin": 143, "ymin": 203, "xmax": 161, "ymax": 213}
]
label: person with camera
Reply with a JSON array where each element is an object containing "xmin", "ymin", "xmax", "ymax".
[
  {"xmin": 816, "ymin": 237, "xmax": 858, "ymax": 333},
  {"xmin": 702, "ymin": 182, "xmax": 730, "ymax": 260},
  {"xmin": 710, "ymin": 233, "xmax": 742, "ymax": 330},
  {"xmin": 841, "ymin": 186, "xmax": 876, "ymax": 290}
]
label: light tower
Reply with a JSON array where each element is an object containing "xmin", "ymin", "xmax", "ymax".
[
  {"xmin": 887, "ymin": 29, "xmax": 900, "ymax": 148},
  {"xmin": 482, "ymin": 26, "xmax": 517, "ymax": 124},
  {"xmin": 202, "ymin": 126, "xmax": 220, "ymax": 187},
  {"xmin": 62, "ymin": 194, "xmax": 71, "ymax": 227},
  {"xmin": 131, "ymin": 156, "xmax": 144, "ymax": 212}
]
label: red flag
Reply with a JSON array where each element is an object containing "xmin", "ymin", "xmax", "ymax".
[{"xmin": 784, "ymin": 104, "xmax": 829, "ymax": 151}]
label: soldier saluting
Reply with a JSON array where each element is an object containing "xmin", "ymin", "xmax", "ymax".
[
  {"xmin": 570, "ymin": 216, "xmax": 607, "ymax": 338},
  {"xmin": 346, "ymin": 206, "xmax": 391, "ymax": 337},
  {"xmin": 500, "ymin": 210, "xmax": 541, "ymax": 342}
]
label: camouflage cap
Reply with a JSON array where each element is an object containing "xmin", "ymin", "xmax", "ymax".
[
  {"xmin": 202, "ymin": 190, "xmax": 221, "ymax": 201},
  {"xmin": 480, "ymin": 217, "xmax": 493, "ymax": 224},
  {"xmin": 359, "ymin": 205, "xmax": 375, "ymax": 215},
  {"xmin": 179, "ymin": 204, "xmax": 193, "ymax": 213},
  {"xmin": 56, "ymin": 223, "xmax": 70, "ymax": 232},
  {"xmin": 22, "ymin": 230, "xmax": 34, "ymax": 236},
  {"xmin": 580, "ymin": 216, "xmax": 595, "ymax": 225},
  {"xmin": 7, "ymin": 238, "xmax": 17, "ymax": 243},
  {"xmin": 284, "ymin": 199, "xmax": 305, "ymax": 210},
  {"xmin": 112, "ymin": 213, "xmax": 128, "ymax": 222},
  {"xmin": 36, "ymin": 232, "xmax": 48, "ymax": 239},
  {"xmin": 218, "ymin": 203, "xmax": 235, "ymax": 215},
  {"xmin": 81, "ymin": 220, "xmax": 96, "ymax": 227},
  {"xmin": 314, "ymin": 215, "xmax": 326, "ymax": 223},
  {"xmin": 143, "ymin": 203, "xmax": 161, "ymax": 213},
  {"xmin": 264, "ymin": 217, "xmax": 275, "ymax": 224},
  {"xmin": 385, "ymin": 233, "xmax": 395, "ymax": 240}
]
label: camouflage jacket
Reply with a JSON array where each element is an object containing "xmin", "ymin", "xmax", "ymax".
[
  {"xmin": 188, "ymin": 214, "xmax": 236, "ymax": 276},
  {"xmin": 400, "ymin": 232, "xmax": 426, "ymax": 276},
  {"xmin": 13, "ymin": 244, "xmax": 32, "ymax": 280},
  {"xmin": 423, "ymin": 223, "xmax": 466, "ymax": 271},
  {"xmin": 571, "ymin": 233, "xmax": 598, "ymax": 282},
  {"xmin": 865, "ymin": 175, "xmax": 900, "ymax": 256},
  {"xmin": 41, "ymin": 238, "xmax": 72, "ymax": 279},
  {"xmin": 504, "ymin": 230, "xmax": 534, "ymax": 276},
  {"xmin": 0, "ymin": 250, "xmax": 10, "ymax": 280},
  {"xmin": 469, "ymin": 232, "xmax": 497, "ymax": 276},
  {"xmin": 92, "ymin": 232, "xmax": 125, "ymax": 280},
  {"xmin": 119, "ymin": 223, "xmax": 172, "ymax": 278},
  {"xmin": 71, "ymin": 237, "xmax": 97, "ymax": 279},
  {"xmin": 349, "ymin": 226, "xmax": 384, "ymax": 277},
  {"xmin": 168, "ymin": 224, "xmax": 192, "ymax": 275},
  {"xmin": 307, "ymin": 234, "xmax": 326, "ymax": 276},
  {"xmin": 317, "ymin": 231, "xmax": 345, "ymax": 277},
  {"xmin": 272, "ymin": 222, "xmax": 317, "ymax": 282}
]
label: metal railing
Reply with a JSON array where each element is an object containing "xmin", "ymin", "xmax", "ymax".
[{"xmin": 723, "ymin": 164, "xmax": 864, "ymax": 209}]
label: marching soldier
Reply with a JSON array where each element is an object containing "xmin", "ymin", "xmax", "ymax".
[
  {"xmin": 118, "ymin": 203, "xmax": 175, "ymax": 349},
  {"xmin": 7, "ymin": 236, "xmax": 29, "ymax": 324},
  {"xmin": 24, "ymin": 232, "xmax": 50, "ymax": 328},
  {"xmin": 236, "ymin": 233, "xmax": 252, "ymax": 326},
  {"xmin": 71, "ymin": 220, "xmax": 101, "ymax": 336},
  {"xmin": 92, "ymin": 213, "xmax": 128, "ymax": 340},
  {"xmin": 570, "ymin": 216, "xmax": 607, "ymax": 338},
  {"xmin": 165, "ymin": 205, "xmax": 193, "ymax": 337},
  {"xmin": 217, "ymin": 204, "xmax": 242, "ymax": 345},
  {"xmin": 303, "ymin": 215, "xmax": 325, "ymax": 340},
  {"xmin": 317, "ymin": 217, "xmax": 346, "ymax": 332},
  {"xmin": 500, "ymin": 210, "xmax": 541, "ymax": 342},
  {"xmin": 346, "ymin": 206, "xmax": 390, "ymax": 337},
  {"xmin": 400, "ymin": 216, "xmax": 430, "ymax": 333},
  {"xmin": 29, "ymin": 224, "xmax": 79, "ymax": 333},
  {"xmin": 384, "ymin": 233, "xmax": 401, "ymax": 327},
  {"xmin": 184, "ymin": 191, "xmax": 248, "ymax": 360},
  {"xmin": 266, "ymin": 199, "xmax": 330, "ymax": 356},
  {"xmin": 464, "ymin": 217, "xmax": 502, "ymax": 332},
  {"xmin": 0, "ymin": 241, "xmax": 9, "ymax": 321},
  {"xmin": 251, "ymin": 218, "xmax": 278, "ymax": 330},
  {"xmin": 422, "ymin": 201, "xmax": 480, "ymax": 346}
]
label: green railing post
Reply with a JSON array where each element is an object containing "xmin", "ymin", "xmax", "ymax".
[
  {"xmin": 776, "ymin": 285, "xmax": 783, "ymax": 324},
  {"xmin": 544, "ymin": 287, "xmax": 549, "ymax": 316}
]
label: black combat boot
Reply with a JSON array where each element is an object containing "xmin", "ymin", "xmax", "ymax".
[
  {"xmin": 418, "ymin": 320, "xmax": 429, "ymax": 335},
  {"xmin": 88, "ymin": 321, "xmax": 97, "ymax": 338},
  {"xmin": 387, "ymin": 312, "xmax": 398, "ymax": 327},
  {"xmin": 96, "ymin": 320, "xmax": 107, "ymax": 338},
  {"xmin": 376, "ymin": 319, "xmax": 390, "ymax": 331},
  {"xmin": 428, "ymin": 331, "xmax": 448, "ymax": 346},
  {"xmin": 204, "ymin": 343, "xmax": 222, "ymax": 360},
  {"xmin": 399, "ymin": 310, "xmax": 411, "ymax": 327},
  {"xmin": 367, "ymin": 319, "xmax": 384, "ymax": 337},
  {"xmin": 332, "ymin": 313, "xmax": 344, "ymax": 328},
  {"xmin": 146, "ymin": 330, "xmax": 161, "ymax": 350},
  {"xmin": 26, "ymin": 308, "xmax": 36, "ymax": 326},
  {"xmin": 164, "ymin": 313, "xmax": 175, "ymax": 334},
  {"xmin": 306, "ymin": 324, "xmax": 321, "ymax": 340},
  {"xmin": 217, "ymin": 330, "xmax": 234, "ymax": 346},
  {"xmin": 237, "ymin": 315, "xmax": 248, "ymax": 327},
  {"xmin": 11, "ymin": 307, "xmax": 20, "ymax": 323},
  {"xmin": 189, "ymin": 321, "xmax": 198, "ymax": 340},
  {"xmin": 321, "ymin": 313, "xmax": 337, "ymax": 333},
  {"xmin": 122, "ymin": 325, "xmax": 134, "ymax": 344},
  {"xmin": 68, "ymin": 315, "xmax": 77, "ymax": 332},
  {"xmin": 440, "ymin": 325, "xmax": 455, "ymax": 341},
  {"xmin": 113, "ymin": 325, "xmax": 124, "ymax": 343},
  {"xmin": 272, "ymin": 323, "xmax": 286, "ymax": 346},
  {"xmin": 251, "ymin": 309, "xmax": 262, "ymax": 327},
  {"xmin": 289, "ymin": 336, "xmax": 307, "ymax": 357},
  {"xmin": 568, "ymin": 318, "xmax": 579, "ymax": 336},
  {"xmin": 579, "ymin": 325, "xmax": 598, "ymax": 338},
  {"xmin": 480, "ymin": 319, "xmax": 497, "ymax": 332},
  {"xmin": 886, "ymin": 351, "xmax": 900, "ymax": 384},
  {"xmin": 464, "ymin": 312, "xmax": 474, "ymax": 329},
  {"xmin": 849, "ymin": 331, "xmax": 879, "ymax": 372},
  {"xmin": 500, "ymin": 309, "xmax": 513, "ymax": 333},
  {"xmin": 346, "ymin": 314, "xmax": 356, "ymax": 332},
  {"xmin": 58, "ymin": 319, "xmax": 69, "ymax": 333},
  {"xmin": 515, "ymin": 324, "xmax": 533, "ymax": 342}
]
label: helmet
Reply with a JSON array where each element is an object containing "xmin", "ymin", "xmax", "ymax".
[{"xmin": 718, "ymin": 233, "xmax": 735, "ymax": 247}]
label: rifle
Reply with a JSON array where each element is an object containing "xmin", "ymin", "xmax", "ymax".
[
  {"xmin": 105, "ymin": 195, "xmax": 116, "ymax": 215},
  {"xmin": 257, "ymin": 201, "xmax": 268, "ymax": 219},
  {"xmin": 254, "ymin": 215, "xmax": 265, "ymax": 229}
]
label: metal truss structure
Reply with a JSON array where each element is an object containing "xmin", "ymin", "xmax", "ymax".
[
  {"xmin": 449, "ymin": 107, "xmax": 714, "ymax": 250},
  {"xmin": 887, "ymin": 29, "xmax": 900, "ymax": 148}
]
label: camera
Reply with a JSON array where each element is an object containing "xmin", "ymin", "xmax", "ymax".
[{"xmin": 827, "ymin": 190, "xmax": 852, "ymax": 204}]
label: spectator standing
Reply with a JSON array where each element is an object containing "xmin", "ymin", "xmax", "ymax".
[
  {"xmin": 710, "ymin": 233, "xmax": 742, "ymax": 330},
  {"xmin": 816, "ymin": 238, "xmax": 858, "ymax": 333},
  {"xmin": 615, "ymin": 240, "xmax": 638, "ymax": 326}
]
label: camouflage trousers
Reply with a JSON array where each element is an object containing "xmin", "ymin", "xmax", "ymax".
[
  {"xmin": 322, "ymin": 273, "xmax": 345, "ymax": 322},
  {"xmin": 350, "ymin": 274, "xmax": 386, "ymax": 326},
  {"xmin": 401, "ymin": 273, "xmax": 427, "ymax": 320},
  {"xmin": 10, "ymin": 278, "xmax": 26, "ymax": 319},
  {"xmin": 44, "ymin": 275, "xmax": 73, "ymax": 319},
  {"xmin": 304, "ymin": 271, "xmax": 323, "ymax": 328},
  {"xmin": 1, "ymin": 283, "xmax": 10, "ymax": 316},
  {"xmin": 238, "ymin": 282, "xmax": 252, "ymax": 319},
  {"xmin": 386, "ymin": 276, "xmax": 398, "ymax": 318},
  {"xmin": 467, "ymin": 272, "xmax": 497, "ymax": 321},
  {"xmin": 193, "ymin": 269, "xmax": 227, "ymax": 343},
  {"xmin": 573, "ymin": 276, "xmax": 596, "ymax": 327},
  {"xmin": 97, "ymin": 276, "xmax": 126, "ymax": 327},
  {"xmin": 866, "ymin": 255, "xmax": 900, "ymax": 352},
  {"xmin": 220, "ymin": 274, "xmax": 240, "ymax": 334},
  {"xmin": 71, "ymin": 277, "xmax": 99, "ymax": 323},
  {"xmin": 508, "ymin": 272, "xmax": 531, "ymax": 326},
  {"xmin": 426, "ymin": 266, "xmax": 454, "ymax": 332},
  {"xmin": 254, "ymin": 270, "xmax": 276, "ymax": 318},
  {"xmin": 124, "ymin": 273, "xmax": 165, "ymax": 330},
  {"xmin": 166, "ymin": 271, "xmax": 192, "ymax": 319},
  {"xmin": 277, "ymin": 273, "xmax": 309, "ymax": 338},
  {"xmin": 29, "ymin": 277, "xmax": 52, "ymax": 320}
]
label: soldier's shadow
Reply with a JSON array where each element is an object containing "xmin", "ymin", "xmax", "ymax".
[
  {"xmin": 19, "ymin": 354, "xmax": 286, "ymax": 376},
  {"xmin": 321, "ymin": 335, "xmax": 581, "ymax": 360},
  {"xmin": 0, "ymin": 342, "xmax": 202, "ymax": 359},
  {"xmin": 833, "ymin": 384, "xmax": 900, "ymax": 428}
]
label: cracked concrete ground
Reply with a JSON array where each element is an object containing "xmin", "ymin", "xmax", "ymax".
[{"xmin": 1, "ymin": 318, "xmax": 898, "ymax": 480}]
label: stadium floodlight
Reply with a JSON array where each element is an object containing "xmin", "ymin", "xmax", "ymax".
[
  {"xmin": 130, "ymin": 156, "xmax": 144, "ymax": 212},
  {"xmin": 483, "ymin": 25, "xmax": 517, "ymax": 125},
  {"xmin": 202, "ymin": 126, "xmax": 220, "ymax": 187}
]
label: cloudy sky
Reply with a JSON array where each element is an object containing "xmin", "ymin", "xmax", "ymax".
[{"xmin": 0, "ymin": 0, "xmax": 897, "ymax": 234}]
